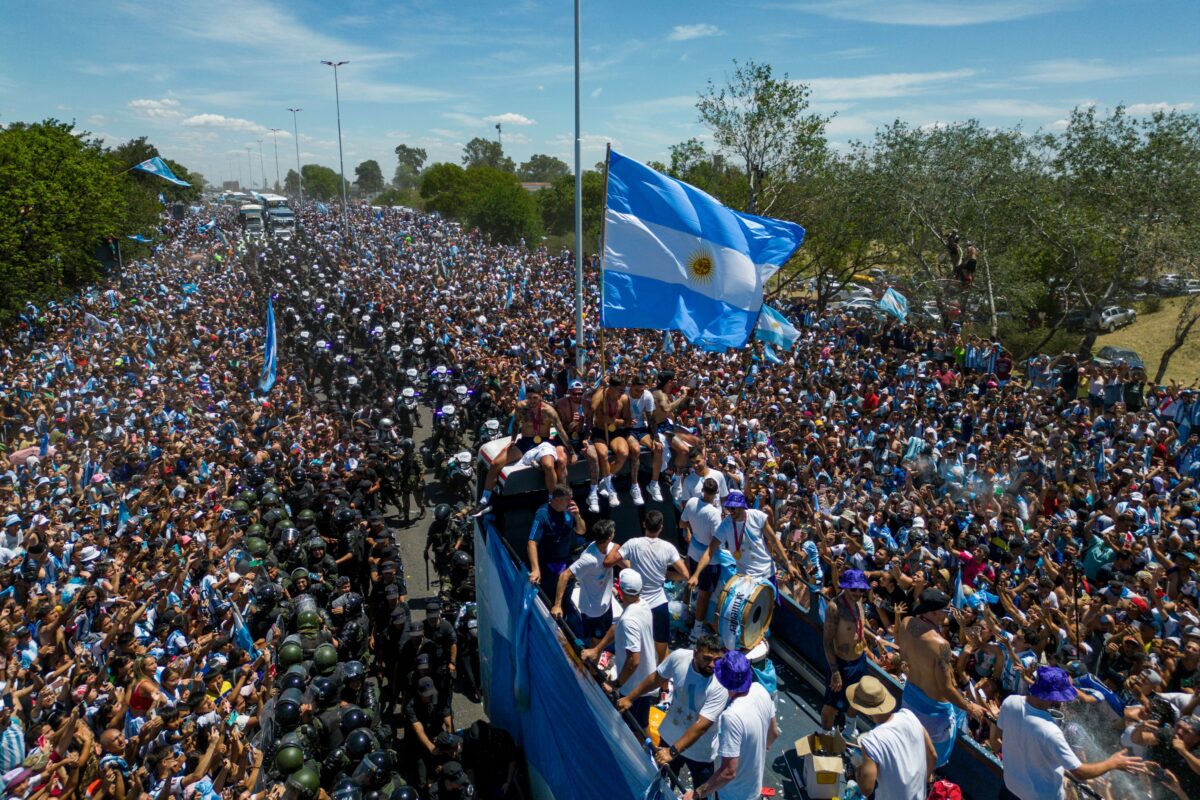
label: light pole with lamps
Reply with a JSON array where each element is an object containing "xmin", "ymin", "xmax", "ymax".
[
  {"xmin": 495, "ymin": 122, "xmax": 502, "ymax": 150},
  {"xmin": 257, "ymin": 139, "xmax": 266, "ymax": 190},
  {"xmin": 267, "ymin": 129, "xmax": 282, "ymax": 191},
  {"xmin": 320, "ymin": 59, "xmax": 350, "ymax": 225},
  {"xmin": 287, "ymin": 108, "xmax": 303, "ymax": 204}
]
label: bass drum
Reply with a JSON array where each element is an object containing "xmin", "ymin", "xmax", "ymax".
[{"xmin": 715, "ymin": 574, "xmax": 776, "ymax": 652}]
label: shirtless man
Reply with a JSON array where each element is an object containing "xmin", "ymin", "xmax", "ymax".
[
  {"xmin": 896, "ymin": 587, "xmax": 987, "ymax": 767},
  {"xmin": 591, "ymin": 374, "xmax": 632, "ymax": 508},
  {"xmin": 475, "ymin": 383, "xmax": 574, "ymax": 515},
  {"xmin": 652, "ymin": 370, "xmax": 701, "ymax": 477},
  {"xmin": 555, "ymin": 379, "xmax": 601, "ymax": 512},
  {"xmin": 822, "ymin": 569, "xmax": 883, "ymax": 740}
]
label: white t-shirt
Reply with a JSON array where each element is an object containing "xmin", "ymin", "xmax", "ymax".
[
  {"xmin": 715, "ymin": 682, "xmax": 775, "ymax": 800},
  {"xmin": 615, "ymin": 601, "xmax": 657, "ymax": 697},
  {"xmin": 655, "ymin": 649, "xmax": 730, "ymax": 763},
  {"xmin": 682, "ymin": 468, "xmax": 728, "ymax": 506},
  {"xmin": 629, "ymin": 390, "xmax": 655, "ymax": 429},
  {"xmin": 714, "ymin": 509, "xmax": 776, "ymax": 579},
  {"xmin": 997, "ymin": 695, "xmax": 1082, "ymax": 800},
  {"xmin": 858, "ymin": 709, "xmax": 929, "ymax": 800},
  {"xmin": 620, "ymin": 536, "xmax": 680, "ymax": 609},
  {"xmin": 681, "ymin": 496, "xmax": 723, "ymax": 563},
  {"xmin": 568, "ymin": 541, "xmax": 614, "ymax": 618}
]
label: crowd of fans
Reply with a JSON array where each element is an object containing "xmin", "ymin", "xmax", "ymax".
[{"xmin": 0, "ymin": 197, "xmax": 1198, "ymax": 800}]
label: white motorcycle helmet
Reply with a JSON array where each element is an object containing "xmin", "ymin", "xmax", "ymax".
[{"xmin": 441, "ymin": 404, "xmax": 456, "ymax": 417}]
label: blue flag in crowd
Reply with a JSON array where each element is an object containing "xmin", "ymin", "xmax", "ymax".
[
  {"xmin": 601, "ymin": 149, "xmax": 805, "ymax": 352},
  {"xmin": 518, "ymin": 381, "xmax": 526, "ymax": 402},
  {"xmin": 755, "ymin": 303, "xmax": 800, "ymax": 350},
  {"xmin": 662, "ymin": 330, "xmax": 674, "ymax": 354},
  {"xmin": 878, "ymin": 287, "xmax": 910, "ymax": 321},
  {"xmin": 131, "ymin": 156, "xmax": 191, "ymax": 187},
  {"xmin": 158, "ymin": 192, "xmax": 167, "ymax": 206},
  {"xmin": 1094, "ymin": 440, "xmax": 1108, "ymax": 481},
  {"xmin": 126, "ymin": 233, "xmax": 154, "ymax": 243},
  {"xmin": 181, "ymin": 283, "xmax": 199, "ymax": 295},
  {"xmin": 116, "ymin": 500, "xmax": 131, "ymax": 534},
  {"xmin": 258, "ymin": 297, "xmax": 277, "ymax": 394},
  {"xmin": 197, "ymin": 219, "xmax": 217, "ymax": 235},
  {"xmin": 232, "ymin": 607, "xmax": 258, "ymax": 657},
  {"xmin": 145, "ymin": 336, "xmax": 156, "ymax": 360},
  {"xmin": 39, "ymin": 431, "xmax": 49, "ymax": 458},
  {"xmin": 505, "ymin": 285, "xmax": 515, "ymax": 310},
  {"xmin": 952, "ymin": 565, "xmax": 966, "ymax": 610},
  {"xmin": 763, "ymin": 342, "xmax": 783, "ymax": 364}
]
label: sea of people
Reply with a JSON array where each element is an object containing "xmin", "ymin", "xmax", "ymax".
[{"xmin": 0, "ymin": 200, "xmax": 1198, "ymax": 800}]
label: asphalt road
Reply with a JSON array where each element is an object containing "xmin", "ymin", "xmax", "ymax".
[{"xmin": 391, "ymin": 406, "xmax": 488, "ymax": 731}]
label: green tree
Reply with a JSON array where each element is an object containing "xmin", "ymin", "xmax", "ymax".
[
  {"xmin": 697, "ymin": 59, "xmax": 828, "ymax": 214},
  {"xmin": 0, "ymin": 120, "xmax": 127, "ymax": 320},
  {"xmin": 462, "ymin": 137, "xmax": 514, "ymax": 172},
  {"xmin": 518, "ymin": 154, "xmax": 570, "ymax": 183},
  {"xmin": 420, "ymin": 162, "xmax": 470, "ymax": 218},
  {"xmin": 353, "ymin": 159, "xmax": 385, "ymax": 196},
  {"xmin": 469, "ymin": 181, "xmax": 543, "ymax": 245},
  {"xmin": 284, "ymin": 168, "xmax": 300, "ymax": 196},
  {"xmin": 393, "ymin": 144, "xmax": 427, "ymax": 189},
  {"xmin": 535, "ymin": 170, "xmax": 605, "ymax": 244},
  {"xmin": 300, "ymin": 164, "xmax": 343, "ymax": 202},
  {"xmin": 663, "ymin": 138, "xmax": 749, "ymax": 209}
]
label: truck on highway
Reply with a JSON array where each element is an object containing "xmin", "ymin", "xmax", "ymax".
[
  {"xmin": 255, "ymin": 193, "xmax": 296, "ymax": 239},
  {"xmin": 237, "ymin": 203, "xmax": 266, "ymax": 237}
]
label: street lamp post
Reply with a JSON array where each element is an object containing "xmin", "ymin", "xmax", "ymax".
[
  {"xmin": 287, "ymin": 108, "xmax": 303, "ymax": 205},
  {"xmin": 573, "ymin": 0, "xmax": 585, "ymax": 374},
  {"xmin": 496, "ymin": 122, "xmax": 502, "ymax": 149},
  {"xmin": 268, "ymin": 128, "xmax": 282, "ymax": 191},
  {"xmin": 320, "ymin": 59, "xmax": 350, "ymax": 229},
  {"xmin": 257, "ymin": 139, "xmax": 266, "ymax": 190}
]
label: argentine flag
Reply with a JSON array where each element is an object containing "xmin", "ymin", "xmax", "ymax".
[
  {"xmin": 601, "ymin": 150, "xmax": 805, "ymax": 351},
  {"xmin": 877, "ymin": 287, "xmax": 909, "ymax": 322},
  {"xmin": 258, "ymin": 297, "xmax": 277, "ymax": 394},
  {"xmin": 755, "ymin": 303, "xmax": 800, "ymax": 350},
  {"xmin": 131, "ymin": 156, "xmax": 191, "ymax": 187}
]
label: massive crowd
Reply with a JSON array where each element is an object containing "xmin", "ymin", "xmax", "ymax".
[{"xmin": 0, "ymin": 199, "xmax": 1198, "ymax": 800}]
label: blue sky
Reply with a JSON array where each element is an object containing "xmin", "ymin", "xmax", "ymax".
[{"xmin": 2, "ymin": 0, "xmax": 1198, "ymax": 187}]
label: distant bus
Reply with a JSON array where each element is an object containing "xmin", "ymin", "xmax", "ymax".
[{"xmin": 238, "ymin": 203, "xmax": 266, "ymax": 236}]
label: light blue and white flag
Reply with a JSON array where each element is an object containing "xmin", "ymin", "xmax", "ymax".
[
  {"xmin": 181, "ymin": 283, "xmax": 199, "ymax": 295},
  {"xmin": 755, "ymin": 303, "xmax": 800, "ymax": 350},
  {"xmin": 877, "ymin": 287, "xmax": 909, "ymax": 321},
  {"xmin": 126, "ymin": 234, "xmax": 153, "ymax": 244},
  {"xmin": 662, "ymin": 330, "xmax": 674, "ymax": 354},
  {"xmin": 258, "ymin": 297, "xmax": 277, "ymax": 394},
  {"xmin": 39, "ymin": 431, "xmax": 49, "ymax": 458},
  {"xmin": 197, "ymin": 218, "xmax": 217, "ymax": 235},
  {"xmin": 762, "ymin": 342, "xmax": 783, "ymax": 365},
  {"xmin": 601, "ymin": 150, "xmax": 805, "ymax": 351},
  {"xmin": 131, "ymin": 156, "xmax": 191, "ymax": 187},
  {"xmin": 158, "ymin": 192, "xmax": 167, "ymax": 207},
  {"xmin": 505, "ymin": 285, "xmax": 515, "ymax": 310}
]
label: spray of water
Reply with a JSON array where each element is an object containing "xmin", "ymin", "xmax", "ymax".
[{"xmin": 1061, "ymin": 700, "xmax": 1164, "ymax": 800}]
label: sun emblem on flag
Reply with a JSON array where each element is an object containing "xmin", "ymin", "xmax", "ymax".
[{"xmin": 687, "ymin": 249, "xmax": 715, "ymax": 285}]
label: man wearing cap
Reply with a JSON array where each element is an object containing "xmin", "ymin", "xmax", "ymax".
[
  {"xmin": 685, "ymin": 652, "xmax": 778, "ymax": 800},
  {"xmin": 618, "ymin": 633, "xmax": 728, "ymax": 788},
  {"xmin": 582, "ymin": 569, "xmax": 658, "ymax": 729},
  {"xmin": 694, "ymin": 490, "xmax": 799, "ymax": 586},
  {"xmin": 990, "ymin": 666, "xmax": 1147, "ymax": 799},
  {"xmin": 821, "ymin": 570, "xmax": 880, "ymax": 740},
  {"xmin": 848, "ymin": 676, "xmax": 935, "ymax": 800},
  {"xmin": 406, "ymin": 675, "xmax": 454, "ymax": 790},
  {"xmin": 555, "ymin": 379, "xmax": 602, "ymax": 512},
  {"xmin": 896, "ymin": 587, "xmax": 987, "ymax": 767}
]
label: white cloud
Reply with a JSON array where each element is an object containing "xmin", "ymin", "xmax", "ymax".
[
  {"xmin": 591, "ymin": 87, "xmax": 603, "ymax": 99},
  {"xmin": 87, "ymin": 114, "xmax": 107, "ymax": 125},
  {"xmin": 1124, "ymin": 101, "xmax": 1195, "ymax": 115},
  {"xmin": 1022, "ymin": 58, "xmax": 1126, "ymax": 84},
  {"xmin": 787, "ymin": 0, "xmax": 1080, "ymax": 26},
  {"xmin": 127, "ymin": 97, "xmax": 183, "ymax": 120},
  {"xmin": 485, "ymin": 112, "xmax": 536, "ymax": 126},
  {"xmin": 963, "ymin": 99, "xmax": 1065, "ymax": 118},
  {"xmin": 803, "ymin": 69, "xmax": 973, "ymax": 101},
  {"xmin": 182, "ymin": 113, "xmax": 268, "ymax": 134},
  {"xmin": 668, "ymin": 24, "xmax": 722, "ymax": 41}
]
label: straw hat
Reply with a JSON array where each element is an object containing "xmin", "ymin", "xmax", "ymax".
[{"xmin": 846, "ymin": 676, "xmax": 897, "ymax": 716}]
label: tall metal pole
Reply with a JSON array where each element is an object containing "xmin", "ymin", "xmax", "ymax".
[
  {"xmin": 321, "ymin": 60, "xmax": 350, "ymax": 230},
  {"xmin": 257, "ymin": 139, "xmax": 266, "ymax": 190},
  {"xmin": 246, "ymin": 147, "xmax": 254, "ymax": 190},
  {"xmin": 287, "ymin": 108, "xmax": 303, "ymax": 204},
  {"xmin": 268, "ymin": 128, "xmax": 282, "ymax": 191},
  {"xmin": 496, "ymin": 122, "xmax": 502, "ymax": 149},
  {"xmin": 573, "ymin": 0, "xmax": 585, "ymax": 374}
]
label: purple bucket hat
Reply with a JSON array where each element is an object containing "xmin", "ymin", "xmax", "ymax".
[
  {"xmin": 714, "ymin": 651, "xmax": 754, "ymax": 693},
  {"xmin": 1029, "ymin": 666, "xmax": 1078, "ymax": 702},
  {"xmin": 722, "ymin": 490, "xmax": 749, "ymax": 509},
  {"xmin": 840, "ymin": 569, "xmax": 870, "ymax": 591}
]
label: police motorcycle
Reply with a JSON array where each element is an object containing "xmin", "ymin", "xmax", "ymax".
[
  {"xmin": 474, "ymin": 418, "xmax": 504, "ymax": 449},
  {"xmin": 436, "ymin": 450, "xmax": 474, "ymax": 505},
  {"xmin": 395, "ymin": 384, "xmax": 421, "ymax": 437},
  {"xmin": 428, "ymin": 365, "xmax": 454, "ymax": 408},
  {"xmin": 422, "ymin": 403, "xmax": 462, "ymax": 469}
]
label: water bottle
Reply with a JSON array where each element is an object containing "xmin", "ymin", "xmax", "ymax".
[{"xmin": 843, "ymin": 779, "xmax": 865, "ymax": 800}]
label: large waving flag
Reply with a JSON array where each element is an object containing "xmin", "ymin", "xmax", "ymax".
[
  {"xmin": 601, "ymin": 150, "xmax": 805, "ymax": 351},
  {"xmin": 131, "ymin": 156, "xmax": 191, "ymax": 187},
  {"xmin": 258, "ymin": 298, "xmax": 277, "ymax": 393},
  {"xmin": 877, "ymin": 287, "xmax": 910, "ymax": 321},
  {"xmin": 126, "ymin": 234, "xmax": 154, "ymax": 243},
  {"xmin": 755, "ymin": 303, "xmax": 800, "ymax": 350}
]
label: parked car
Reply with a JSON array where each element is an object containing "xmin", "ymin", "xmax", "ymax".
[
  {"xmin": 1093, "ymin": 346, "xmax": 1144, "ymax": 370},
  {"xmin": 1098, "ymin": 306, "xmax": 1136, "ymax": 331},
  {"xmin": 1181, "ymin": 278, "xmax": 1200, "ymax": 295}
]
